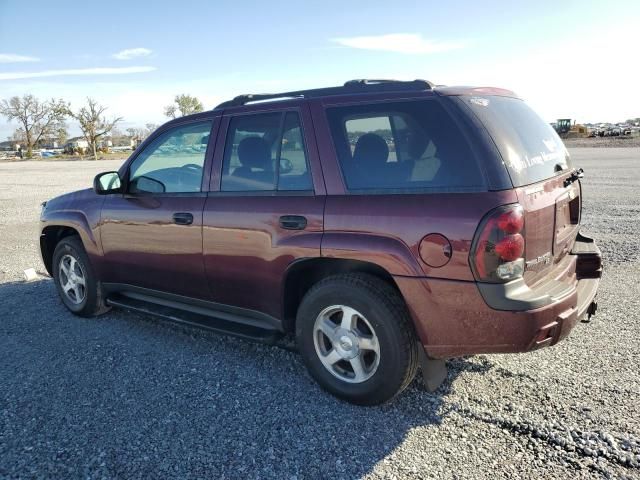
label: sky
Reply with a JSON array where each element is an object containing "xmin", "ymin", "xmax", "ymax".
[{"xmin": 1, "ymin": 0, "xmax": 639, "ymax": 140}]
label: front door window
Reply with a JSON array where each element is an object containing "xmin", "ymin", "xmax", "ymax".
[{"xmin": 128, "ymin": 121, "xmax": 212, "ymax": 193}]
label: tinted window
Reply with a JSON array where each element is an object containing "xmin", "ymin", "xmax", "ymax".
[
  {"xmin": 221, "ymin": 111, "xmax": 312, "ymax": 192},
  {"xmin": 462, "ymin": 95, "xmax": 572, "ymax": 186},
  {"xmin": 279, "ymin": 112, "xmax": 312, "ymax": 190},
  {"xmin": 327, "ymin": 100, "xmax": 483, "ymax": 191},
  {"xmin": 129, "ymin": 121, "xmax": 211, "ymax": 193}
]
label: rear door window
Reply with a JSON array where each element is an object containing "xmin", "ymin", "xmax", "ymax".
[
  {"xmin": 221, "ymin": 111, "xmax": 313, "ymax": 192},
  {"xmin": 461, "ymin": 95, "xmax": 572, "ymax": 186},
  {"xmin": 326, "ymin": 100, "xmax": 484, "ymax": 191}
]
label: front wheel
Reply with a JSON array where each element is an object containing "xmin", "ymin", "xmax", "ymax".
[
  {"xmin": 52, "ymin": 236, "xmax": 109, "ymax": 317},
  {"xmin": 296, "ymin": 274, "xmax": 419, "ymax": 405}
]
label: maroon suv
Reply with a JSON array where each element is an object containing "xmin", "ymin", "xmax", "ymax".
[{"xmin": 40, "ymin": 79, "xmax": 602, "ymax": 405}]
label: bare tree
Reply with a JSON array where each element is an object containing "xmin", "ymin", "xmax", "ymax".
[
  {"xmin": 38, "ymin": 122, "xmax": 68, "ymax": 148},
  {"xmin": 10, "ymin": 128, "xmax": 26, "ymax": 145},
  {"xmin": 163, "ymin": 94, "xmax": 204, "ymax": 118},
  {"xmin": 126, "ymin": 127, "xmax": 146, "ymax": 146},
  {"xmin": 71, "ymin": 98, "xmax": 122, "ymax": 160},
  {"xmin": 145, "ymin": 123, "xmax": 159, "ymax": 134},
  {"xmin": 126, "ymin": 123, "xmax": 159, "ymax": 147},
  {"xmin": 0, "ymin": 95, "xmax": 68, "ymax": 157}
]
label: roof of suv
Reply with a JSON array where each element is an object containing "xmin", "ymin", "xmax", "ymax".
[{"xmin": 212, "ymin": 79, "xmax": 519, "ymax": 112}]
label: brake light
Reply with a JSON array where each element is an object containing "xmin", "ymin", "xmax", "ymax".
[
  {"xmin": 471, "ymin": 204, "xmax": 525, "ymax": 282},
  {"xmin": 496, "ymin": 210, "xmax": 524, "ymax": 234},
  {"xmin": 494, "ymin": 234, "xmax": 524, "ymax": 261}
]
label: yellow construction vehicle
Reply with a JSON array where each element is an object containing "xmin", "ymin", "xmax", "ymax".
[{"xmin": 553, "ymin": 119, "xmax": 588, "ymax": 139}]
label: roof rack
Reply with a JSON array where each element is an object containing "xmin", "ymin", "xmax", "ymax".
[{"xmin": 215, "ymin": 79, "xmax": 434, "ymax": 109}]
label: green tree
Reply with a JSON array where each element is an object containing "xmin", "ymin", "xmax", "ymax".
[
  {"xmin": 0, "ymin": 95, "xmax": 68, "ymax": 157},
  {"xmin": 164, "ymin": 94, "xmax": 204, "ymax": 118}
]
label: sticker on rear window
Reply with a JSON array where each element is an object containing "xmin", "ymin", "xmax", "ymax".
[
  {"xmin": 543, "ymin": 139, "xmax": 557, "ymax": 152},
  {"xmin": 469, "ymin": 97, "xmax": 489, "ymax": 107}
]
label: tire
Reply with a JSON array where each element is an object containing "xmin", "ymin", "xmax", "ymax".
[
  {"xmin": 296, "ymin": 273, "xmax": 419, "ymax": 405},
  {"xmin": 52, "ymin": 236, "xmax": 109, "ymax": 317}
]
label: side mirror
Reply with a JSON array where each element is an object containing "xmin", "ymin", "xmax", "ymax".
[
  {"xmin": 280, "ymin": 158, "xmax": 293, "ymax": 174},
  {"xmin": 131, "ymin": 175, "xmax": 166, "ymax": 194},
  {"xmin": 93, "ymin": 171, "xmax": 122, "ymax": 194}
]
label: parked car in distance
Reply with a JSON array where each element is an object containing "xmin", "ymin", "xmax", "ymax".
[{"xmin": 40, "ymin": 79, "xmax": 602, "ymax": 405}]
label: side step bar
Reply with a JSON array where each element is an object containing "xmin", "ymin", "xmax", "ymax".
[{"xmin": 106, "ymin": 294, "xmax": 283, "ymax": 345}]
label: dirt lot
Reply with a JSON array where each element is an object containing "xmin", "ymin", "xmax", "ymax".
[
  {"xmin": 0, "ymin": 149, "xmax": 639, "ymax": 479},
  {"xmin": 564, "ymin": 136, "xmax": 640, "ymax": 148}
]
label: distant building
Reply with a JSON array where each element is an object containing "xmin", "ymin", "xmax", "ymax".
[
  {"xmin": 39, "ymin": 140, "xmax": 59, "ymax": 149},
  {"xmin": 96, "ymin": 138, "xmax": 113, "ymax": 149},
  {"xmin": 0, "ymin": 140, "xmax": 16, "ymax": 151},
  {"xmin": 64, "ymin": 137, "xmax": 89, "ymax": 153},
  {"xmin": 110, "ymin": 135, "xmax": 135, "ymax": 148},
  {"xmin": 64, "ymin": 138, "xmax": 89, "ymax": 149}
]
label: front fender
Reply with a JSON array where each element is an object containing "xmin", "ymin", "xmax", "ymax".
[
  {"xmin": 40, "ymin": 190, "xmax": 105, "ymax": 275},
  {"xmin": 41, "ymin": 211, "xmax": 101, "ymax": 256}
]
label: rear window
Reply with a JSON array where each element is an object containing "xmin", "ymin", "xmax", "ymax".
[
  {"xmin": 462, "ymin": 95, "xmax": 572, "ymax": 186},
  {"xmin": 326, "ymin": 100, "xmax": 484, "ymax": 191}
]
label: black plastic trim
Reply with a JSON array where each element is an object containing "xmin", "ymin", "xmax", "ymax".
[
  {"xmin": 103, "ymin": 283, "xmax": 283, "ymax": 331},
  {"xmin": 215, "ymin": 79, "xmax": 433, "ymax": 108},
  {"xmin": 476, "ymin": 277, "xmax": 570, "ymax": 311},
  {"xmin": 106, "ymin": 294, "xmax": 282, "ymax": 344},
  {"xmin": 571, "ymin": 231, "xmax": 603, "ymax": 279},
  {"xmin": 575, "ymin": 277, "xmax": 599, "ymax": 319}
]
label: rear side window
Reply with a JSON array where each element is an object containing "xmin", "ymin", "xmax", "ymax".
[
  {"xmin": 326, "ymin": 100, "xmax": 483, "ymax": 191},
  {"xmin": 462, "ymin": 95, "xmax": 572, "ymax": 186},
  {"xmin": 221, "ymin": 111, "xmax": 312, "ymax": 192}
]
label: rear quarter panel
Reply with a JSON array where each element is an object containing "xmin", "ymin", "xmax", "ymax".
[{"xmin": 322, "ymin": 191, "xmax": 518, "ymax": 280}]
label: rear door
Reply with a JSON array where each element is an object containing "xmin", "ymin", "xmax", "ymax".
[
  {"xmin": 202, "ymin": 104, "xmax": 325, "ymax": 321},
  {"xmin": 460, "ymin": 95, "xmax": 581, "ymax": 285}
]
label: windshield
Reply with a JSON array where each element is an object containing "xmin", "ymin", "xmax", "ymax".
[{"xmin": 462, "ymin": 95, "xmax": 572, "ymax": 187}]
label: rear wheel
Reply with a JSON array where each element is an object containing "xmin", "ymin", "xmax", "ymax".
[
  {"xmin": 296, "ymin": 273, "xmax": 418, "ymax": 405},
  {"xmin": 52, "ymin": 236, "xmax": 109, "ymax": 317}
]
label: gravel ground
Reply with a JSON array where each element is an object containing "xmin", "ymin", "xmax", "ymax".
[
  {"xmin": 564, "ymin": 137, "xmax": 640, "ymax": 148},
  {"xmin": 0, "ymin": 150, "xmax": 639, "ymax": 479}
]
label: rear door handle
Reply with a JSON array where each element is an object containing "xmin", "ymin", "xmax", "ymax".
[
  {"xmin": 279, "ymin": 215, "xmax": 307, "ymax": 230},
  {"xmin": 172, "ymin": 212, "xmax": 194, "ymax": 225}
]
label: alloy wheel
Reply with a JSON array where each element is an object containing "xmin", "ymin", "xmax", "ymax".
[
  {"xmin": 58, "ymin": 254, "xmax": 86, "ymax": 305},
  {"xmin": 313, "ymin": 305, "xmax": 380, "ymax": 383}
]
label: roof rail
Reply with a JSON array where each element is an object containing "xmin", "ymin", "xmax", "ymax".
[{"xmin": 215, "ymin": 79, "xmax": 434, "ymax": 109}]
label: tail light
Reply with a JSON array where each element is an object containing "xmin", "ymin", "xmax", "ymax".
[{"xmin": 471, "ymin": 204, "xmax": 525, "ymax": 282}]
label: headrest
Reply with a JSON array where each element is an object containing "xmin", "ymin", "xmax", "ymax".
[
  {"xmin": 237, "ymin": 136, "xmax": 271, "ymax": 169},
  {"xmin": 353, "ymin": 133, "xmax": 389, "ymax": 165}
]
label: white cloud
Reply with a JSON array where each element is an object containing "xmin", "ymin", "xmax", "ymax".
[
  {"xmin": 332, "ymin": 33, "xmax": 465, "ymax": 54},
  {"xmin": 0, "ymin": 53, "xmax": 40, "ymax": 63},
  {"xmin": 441, "ymin": 26, "xmax": 640, "ymax": 124},
  {"xmin": 0, "ymin": 66, "xmax": 157, "ymax": 81},
  {"xmin": 112, "ymin": 48, "xmax": 153, "ymax": 60}
]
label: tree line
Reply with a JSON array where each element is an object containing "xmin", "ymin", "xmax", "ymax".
[{"xmin": 0, "ymin": 93, "xmax": 204, "ymax": 160}]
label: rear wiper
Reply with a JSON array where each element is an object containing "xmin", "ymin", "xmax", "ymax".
[{"xmin": 564, "ymin": 168, "xmax": 584, "ymax": 187}]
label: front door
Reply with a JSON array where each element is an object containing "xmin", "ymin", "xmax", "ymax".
[
  {"xmin": 203, "ymin": 107, "xmax": 325, "ymax": 321},
  {"xmin": 100, "ymin": 119, "xmax": 216, "ymax": 300}
]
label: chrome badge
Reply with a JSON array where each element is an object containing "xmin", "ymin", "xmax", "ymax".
[{"xmin": 526, "ymin": 252, "xmax": 553, "ymax": 269}]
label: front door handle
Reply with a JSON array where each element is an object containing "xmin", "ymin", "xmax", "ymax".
[
  {"xmin": 172, "ymin": 212, "xmax": 194, "ymax": 225},
  {"xmin": 279, "ymin": 215, "xmax": 307, "ymax": 230}
]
